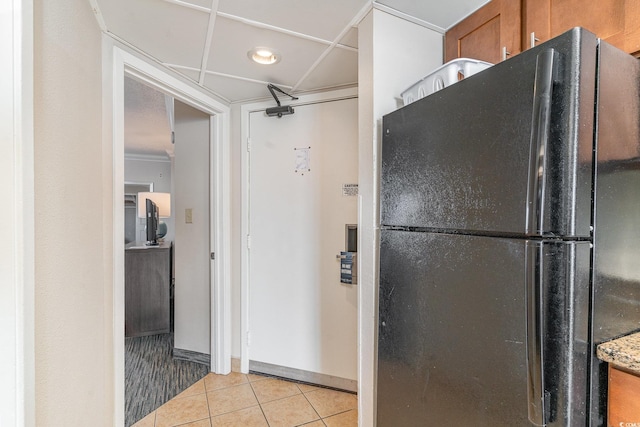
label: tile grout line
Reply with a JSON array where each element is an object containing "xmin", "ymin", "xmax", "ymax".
[
  {"xmin": 321, "ymin": 408, "xmax": 356, "ymax": 423},
  {"xmin": 251, "ymin": 378, "xmax": 305, "ymax": 405},
  {"xmin": 153, "ymin": 372, "xmax": 356, "ymax": 427},
  {"xmin": 203, "ymin": 375, "xmax": 213, "ymax": 426},
  {"xmin": 297, "ymin": 420, "xmax": 327, "ymax": 427},
  {"xmin": 298, "ymin": 384, "xmax": 323, "ymax": 426},
  {"xmin": 204, "ymin": 373, "xmax": 275, "ymax": 421},
  {"xmin": 247, "ymin": 376, "xmax": 272, "ymax": 426}
]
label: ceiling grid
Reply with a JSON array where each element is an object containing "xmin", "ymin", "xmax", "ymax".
[
  {"xmin": 162, "ymin": 0, "xmax": 211, "ymax": 13},
  {"xmin": 93, "ymin": 0, "xmax": 488, "ymax": 103},
  {"xmin": 91, "ymin": 0, "xmax": 488, "ymax": 155},
  {"xmin": 198, "ymin": 0, "xmax": 220, "ymax": 85},
  {"xmin": 292, "ymin": 2, "xmax": 371, "ymax": 91}
]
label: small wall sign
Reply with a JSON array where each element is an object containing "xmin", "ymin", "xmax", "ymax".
[
  {"xmin": 294, "ymin": 147, "xmax": 311, "ymax": 175},
  {"xmin": 342, "ymin": 183, "xmax": 358, "ymax": 196}
]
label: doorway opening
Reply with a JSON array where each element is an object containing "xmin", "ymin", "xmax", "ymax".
[
  {"xmin": 123, "ymin": 76, "xmax": 217, "ymax": 424},
  {"xmin": 109, "ymin": 44, "xmax": 231, "ymax": 426}
]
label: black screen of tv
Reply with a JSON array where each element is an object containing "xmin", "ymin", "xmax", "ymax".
[{"xmin": 145, "ymin": 198, "xmax": 159, "ymax": 246}]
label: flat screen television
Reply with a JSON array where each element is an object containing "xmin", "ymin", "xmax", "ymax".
[{"xmin": 145, "ymin": 198, "xmax": 159, "ymax": 246}]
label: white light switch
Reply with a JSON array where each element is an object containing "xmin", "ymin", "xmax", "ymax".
[{"xmin": 185, "ymin": 208, "xmax": 193, "ymax": 223}]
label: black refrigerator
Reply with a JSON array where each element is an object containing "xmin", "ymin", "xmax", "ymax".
[{"xmin": 378, "ymin": 28, "xmax": 640, "ymax": 426}]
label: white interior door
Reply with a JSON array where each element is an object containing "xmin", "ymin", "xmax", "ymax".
[{"xmin": 248, "ymin": 97, "xmax": 358, "ymax": 385}]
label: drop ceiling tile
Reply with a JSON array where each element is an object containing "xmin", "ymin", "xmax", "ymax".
[
  {"xmin": 165, "ymin": 67, "xmax": 234, "ymax": 102},
  {"xmin": 124, "ymin": 77, "xmax": 173, "ymax": 156},
  {"xmin": 167, "ymin": 66, "xmax": 201, "ymax": 84},
  {"xmin": 125, "ymin": 76, "xmax": 168, "ymax": 114},
  {"xmin": 217, "ymin": 0, "xmax": 370, "ymax": 41},
  {"xmin": 97, "ymin": 0, "xmax": 209, "ymax": 68},
  {"xmin": 206, "ymin": 17, "xmax": 327, "ymax": 88},
  {"xmin": 295, "ymin": 48, "xmax": 358, "ymax": 92},
  {"xmin": 180, "ymin": 0, "xmax": 215, "ymax": 9},
  {"xmin": 96, "ymin": 0, "xmax": 498, "ymax": 104},
  {"xmin": 339, "ymin": 27, "xmax": 358, "ymax": 49},
  {"xmin": 202, "ymin": 74, "xmax": 274, "ymax": 103}
]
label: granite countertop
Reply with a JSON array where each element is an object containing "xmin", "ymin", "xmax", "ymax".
[{"xmin": 597, "ymin": 332, "xmax": 640, "ymax": 374}]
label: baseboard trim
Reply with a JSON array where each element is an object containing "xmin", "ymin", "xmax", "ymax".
[
  {"xmin": 249, "ymin": 360, "xmax": 357, "ymax": 393},
  {"xmin": 173, "ymin": 347, "xmax": 210, "ymax": 367}
]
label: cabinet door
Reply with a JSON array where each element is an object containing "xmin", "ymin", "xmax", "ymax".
[
  {"xmin": 445, "ymin": 0, "xmax": 521, "ymax": 63},
  {"xmin": 608, "ymin": 366, "xmax": 640, "ymax": 426},
  {"xmin": 526, "ymin": 0, "xmax": 640, "ymax": 55},
  {"xmin": 125, "ymin": 248, "xmax": 171, "ymax": 337}
]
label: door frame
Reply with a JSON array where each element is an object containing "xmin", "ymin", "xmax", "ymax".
[
  {"xmin": 106, "ymin": 39, "xmax": 232, "ymax": 425},
  {"xmin": 1, "ymin": 0, "xmax": 35, "ymax": 425},
  {"xmin": 239, "ymin": 86, "xmax": 358, "ymax": 373}
]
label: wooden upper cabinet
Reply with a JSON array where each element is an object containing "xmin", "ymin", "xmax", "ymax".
[
  {"xmin": 445, "ymin": 0, "xmax": 522, "ymax": 63},
  {"xmin": 525, "ymin": 0, "xmax": 640, "ymax": 55},
  {"xmin": 446, "ymin": 0, "xmax": 640, "ymax": 63}
]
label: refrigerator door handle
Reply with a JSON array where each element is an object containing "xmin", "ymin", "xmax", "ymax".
[
  {"xmin": 526, "ymin": 241, "xmax": 548, "ymax": 426},
  {"xmin": 526, "ymin": 49, "xmax": 558, "ymax": 236}
]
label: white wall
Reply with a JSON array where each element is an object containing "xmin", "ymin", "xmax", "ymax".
[
  {"xmin": 358, "ymin": 8, "xmax": 444, "ymax": 426},
  {"xmin": 124, "ymin": 156, "xmax": 175, "ymax": 243},
  {"xmin": 174, "ymin": 100, "xmax": 211, "ymax": 355},
  {"xmin": 33, "ymin": 0, "xmax": 110, "ymax": 424}
]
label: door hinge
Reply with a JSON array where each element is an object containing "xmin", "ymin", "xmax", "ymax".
[
  {"xmin": 247, "ymin": 138, "xmax": 251, "ymax": 152},
  {"xmin": 210, "ymin": 252, "xmax": 215, "ymax": 260},
  {"xmin": 247, "ymin": 235, "xmax": 251, "ymax": 250}
]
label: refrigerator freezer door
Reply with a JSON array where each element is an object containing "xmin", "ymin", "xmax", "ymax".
[
  {"xmin": 377, "ymin": 230, "xmax": 591, "ymax": 426},
  {"xmin": 525, "ymin": 240, "xmax": 592, "ymax": 426},
  {"xmin": 381, "ymin": 28, "xmax": 596, "ymax": 238}
]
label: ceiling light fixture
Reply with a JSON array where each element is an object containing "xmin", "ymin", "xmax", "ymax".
[{"xmin": 248, "ymin": 47, "xmax": 281, "ymax": 65}]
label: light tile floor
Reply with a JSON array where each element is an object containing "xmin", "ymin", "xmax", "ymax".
[{"xmin": 132, "ymin": 372, "xmax": 358, "ymax": 427}]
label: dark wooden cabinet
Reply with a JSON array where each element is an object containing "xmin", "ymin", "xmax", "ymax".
[
  {"xmin": 525, "ymin": 0, "xmax": 640, "ymax": 55},
  {"xmin": 608, "ymin": 366, "xmax": 640, "ymax": 426},
  {"xmin": 445, "ymin": 0, "xmax": 522, "ymax": 63},
  {"xmin": 446, "ymin": 0, "xmax": 640, "ymax": 62},
  {"xmin": 125, "ymin": 242, "xmax": 172, "ymax": 337}
]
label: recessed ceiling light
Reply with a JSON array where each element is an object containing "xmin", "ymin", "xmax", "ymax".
[{"xmin": 248, "ymin": 47, "xmax": 281, "ymax": 65}]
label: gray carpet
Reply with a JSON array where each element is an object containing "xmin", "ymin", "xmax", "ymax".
[{"xmin": 125, "ymin": 333, "xmax": 209, "ymax": 427}]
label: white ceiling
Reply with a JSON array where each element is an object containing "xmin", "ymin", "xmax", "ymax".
[
  {"xmin": 108, "ymin": 0, "xmax": 488, "ymax": 155},
  {"xmin": 94, "ymin": 0, "xmax": 488, "ymax": 104},
  {"xmin": 124, "ymin": 77, "xmax": 174, "ymax": 158}
]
